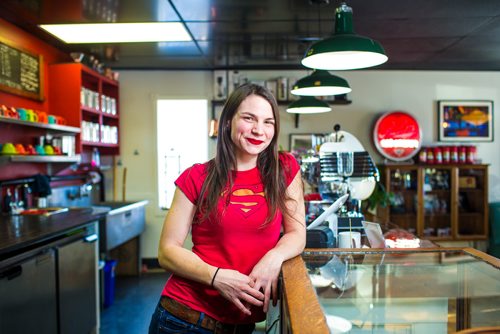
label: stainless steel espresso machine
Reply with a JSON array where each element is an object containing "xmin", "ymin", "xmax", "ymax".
[{"xmin": 296, "ymin": 125, "xmax": 379, "ymax": 247}]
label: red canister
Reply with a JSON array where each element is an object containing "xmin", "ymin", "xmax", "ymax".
[
  {"xmin": 419, "ymin": 148, "xmax": 427, "ymax": 163},
  {"xmin": 450, "ymin": 146, "xmax": 458, "ymax": 163},
  {"xmin": 426, "ymin": 147, "xmax": 435, "ymax": 164},
  {"xmin": 442, "ymin": 146, "xmax": 450, "ymax": 164},
  {"xmin": 466, "ymin": 145, "xmax": 477, "ymax": 164},
  {"xmin": 434, "ymin": 146, "xmax": 442, "ymax": 164},
  {"xmin": 459, "ymin": 146, "xmax": 467, "ymax": 164}
]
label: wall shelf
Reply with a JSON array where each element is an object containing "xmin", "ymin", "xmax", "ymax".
[
  {"xmin": 0, "ymin": 155, "xmax": 81, "ymax": 165},
  {"xmin": 49, "ymin": 63, "xmax": 120, "ymax": 155},
  {"xmin": 0, "ymin": 116, "xmax": 81, "ymax": 135}
]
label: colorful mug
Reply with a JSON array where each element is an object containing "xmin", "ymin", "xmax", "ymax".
[
  {"xmin": 17, "ymin": 108, "xmax": 28, "ymax": 121},
  {"xmin": 37, "ymin": 111, "xmax": 48, "ymax": 123},
  {"xmin": 44, "ymin": 145, "xmax": 54, "ymax": 155},
  {"xmin": 1, "ymin": 143, "xmax": 17, "ymax": 155},
  {"xmin": 35, "ymin": 145, "xmax": 45, "ymax": 155},
  {"xmin": 26, "ymin": 109, "xmax": 38, "ymax": 122},
  {"xmin": 26, "ymin": 144, "xmax": 37, "ymax": 155},
  {"xmin": 15, "ymin": 144, "xmax": 26, "ymax": 155}
]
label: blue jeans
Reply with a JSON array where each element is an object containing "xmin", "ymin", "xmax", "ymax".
[{"xmin": 148, "ymin": 300, "xmax": 214, "ymax": 334}]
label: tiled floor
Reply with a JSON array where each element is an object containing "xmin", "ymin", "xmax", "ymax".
[
  {"xmin": 100, "ymin": 272, "xmax": 169, "ymax": 334},
  {"xmin": 100, "ymin": 272, "xmax": 267, "ymax": 334}
]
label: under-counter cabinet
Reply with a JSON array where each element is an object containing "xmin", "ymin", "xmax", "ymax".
[
  {"xmin": 49, "ymin": 63, "xmax": 120, "ymax": 156},
  {"xmin": 380, "ymin": 164, "xmax": 489, "ymax": 241},
  {"xmin": 0, "ymin": 222, "xmax": 99, "ymax": 334},
  {"xmin": 57, "ymin": 224, "xmax": 99, "ymax": 334},
  {"xmin": 0, "ymin": 248, "xmax": 58, "ymax": 334}
]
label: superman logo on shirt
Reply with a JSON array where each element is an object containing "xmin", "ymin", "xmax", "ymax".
[{"xmin": 225, "ymin": 184, "xmax": 266, "ymax": 218}]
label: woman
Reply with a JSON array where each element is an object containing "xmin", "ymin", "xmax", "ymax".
[{"xmin": 149, "ymin": 83, "xmax": 306, "ymax": 333}]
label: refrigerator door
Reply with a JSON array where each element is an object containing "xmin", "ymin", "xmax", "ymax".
[
  {"xmin": 0, "ymin": 249, "xmax": 58, "ymax": 334},
  {"xmin": 58, "ymin": 223, "xmax": 99, "ymax": 334}
]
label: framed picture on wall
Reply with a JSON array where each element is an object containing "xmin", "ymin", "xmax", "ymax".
[{"xmin": 438, "ymin": 100, "xmax": 494, "ymax": 142}]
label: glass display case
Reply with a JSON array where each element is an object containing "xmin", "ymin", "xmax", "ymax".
[{"xmin": 279, "ymin": 248, "xmax": 500, "ymax": 333}]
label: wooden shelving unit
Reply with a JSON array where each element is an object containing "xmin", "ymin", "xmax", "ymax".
[{"xmin": 380, "ymin": 164, "xmax": 489, "ymax": 241}]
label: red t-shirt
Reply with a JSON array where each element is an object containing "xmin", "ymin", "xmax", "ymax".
[{"xmin": 161, "ymin": 152, "xmax": 299, "ymax": 324}]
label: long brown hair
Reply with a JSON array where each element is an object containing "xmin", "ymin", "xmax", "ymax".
[{"xmin": 197, "ymin": 83, "xmax": 290, "ymax": 225}]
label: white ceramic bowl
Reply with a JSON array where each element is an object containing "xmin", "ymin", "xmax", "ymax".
[
  {"xmin": 326, "ymin": 315, "xmax": 352, "ymax": 333},
  {"xmin": 309, "ymin": 274, "xmax": 332, "ymax": 288}
]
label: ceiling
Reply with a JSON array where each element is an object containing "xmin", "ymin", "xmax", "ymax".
[{"xmin": 3, "ymin": 0, "xmax": 500, "ymax": 71}]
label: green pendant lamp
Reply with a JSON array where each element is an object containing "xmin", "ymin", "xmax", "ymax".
[
  {"xmin": 301, "ymin": 2, "xmax": 388, "ymax": 70},
  {"xmin": 286, "ymin": 96, "xmax": 332, "ymax": 114},
  {"xmin": 290, "ymin": 70, "xmax": 352, "ymax": 96}
]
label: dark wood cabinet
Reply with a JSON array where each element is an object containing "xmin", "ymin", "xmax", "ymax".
[{"xmin": 380, "ymin": 164, "xmax": 489, "ymax": 241}]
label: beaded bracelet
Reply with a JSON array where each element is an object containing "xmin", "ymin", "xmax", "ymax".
[{"xmin": 211, "ymin": 267, "xmax": 221, "ymax": 287}]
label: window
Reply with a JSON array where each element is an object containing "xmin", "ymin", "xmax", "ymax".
[{"xmin": 157, "ymin": 99, "xmax": 208, "ymax": 209}]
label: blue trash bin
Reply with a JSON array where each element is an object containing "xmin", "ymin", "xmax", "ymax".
[{"xmin": 103, "ymin": 260, "xmax": 118, "ymax": 308}]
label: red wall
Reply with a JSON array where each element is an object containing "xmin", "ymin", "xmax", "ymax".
[
  {"xmin": 0, "ymin": 18, "xmax": 71, "ymax": 180},
  {"xmin": 0, "ymin": 18, "xmax": 70, "ymax": 110}
]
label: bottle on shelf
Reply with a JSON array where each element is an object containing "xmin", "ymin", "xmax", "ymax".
[{"xmin": 91, "ymin": 147, "xmax": 100, "ymax": 167}]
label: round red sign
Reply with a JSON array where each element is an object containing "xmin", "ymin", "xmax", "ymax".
[{"xmin": 373, "ymin": 111, "xmax": 422, "ymax": 161}]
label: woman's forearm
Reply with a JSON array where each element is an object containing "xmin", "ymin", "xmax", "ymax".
[
  {"xmin": 158, "ymin": 244, "xmax": 217, "ymax": 286},
  {"xmin": 271, "ymin": 229, "xmax": 306, "ymax": 262}
]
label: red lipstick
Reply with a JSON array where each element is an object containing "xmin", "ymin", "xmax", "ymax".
[{"xmin": 247, "ymin": 138, "xmax": 263, "ymax": 145}]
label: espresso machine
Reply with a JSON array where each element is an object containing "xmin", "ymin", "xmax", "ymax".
[{"xmin": 300, "ymin": 125, "xmax": 379, "ymax": 240}]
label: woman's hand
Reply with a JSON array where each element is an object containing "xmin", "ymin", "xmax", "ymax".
[
  {"xmin": 248, "ymin": 250, "xmax": 284, "ymax": 313},
  {"xmin": 212, "ymin": 268, "xmax": 265, "ymax": 316}
]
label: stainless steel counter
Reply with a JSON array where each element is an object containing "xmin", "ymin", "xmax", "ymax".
[
  {"xmin": 93, "ymin": 200, "xmax": 148, "ymax": 251},
  {"xmin": 0, "ymin": 207, "xmax": 109, "ymax": 260}
]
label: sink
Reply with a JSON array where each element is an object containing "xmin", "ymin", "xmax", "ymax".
[
  {"xmin": 94, "ymin": 200, "xmax": 148, "ymax": 251},
  {"xmin": 19, "ymin": 207, "xmax": 69, "ymax": 216},
  {"xmin": 93, "ymin": 201, "xmax": 148, "ymax": 215}
]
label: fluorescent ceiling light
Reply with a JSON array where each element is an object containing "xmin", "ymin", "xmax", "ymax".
[{"xmin": 39, "ymin": 22, "xmax": 192, "ymax": 43}]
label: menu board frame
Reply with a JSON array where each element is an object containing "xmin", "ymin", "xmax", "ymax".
[{"xmin": 0, "ymin": 36, "xmax": 44, "ymax": 101}]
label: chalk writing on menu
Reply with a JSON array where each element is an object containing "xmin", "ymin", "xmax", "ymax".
[{"xmin": 0, "ymin": 40, "xmax": 42, "ymax": 100}]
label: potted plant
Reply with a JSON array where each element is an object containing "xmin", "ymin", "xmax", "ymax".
[{"xmin": 363, "ymin": 182, "xmax": 394, "ymax": 219}]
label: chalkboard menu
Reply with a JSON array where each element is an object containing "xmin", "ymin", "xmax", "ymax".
[{"xmin": 0, "ymin": 39, "xmax": 43, "ymax": 101}]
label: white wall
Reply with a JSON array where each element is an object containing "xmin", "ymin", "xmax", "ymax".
[{"xmin": 117, "ymin": 70, "xmax": 500, "ymax": 258}]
